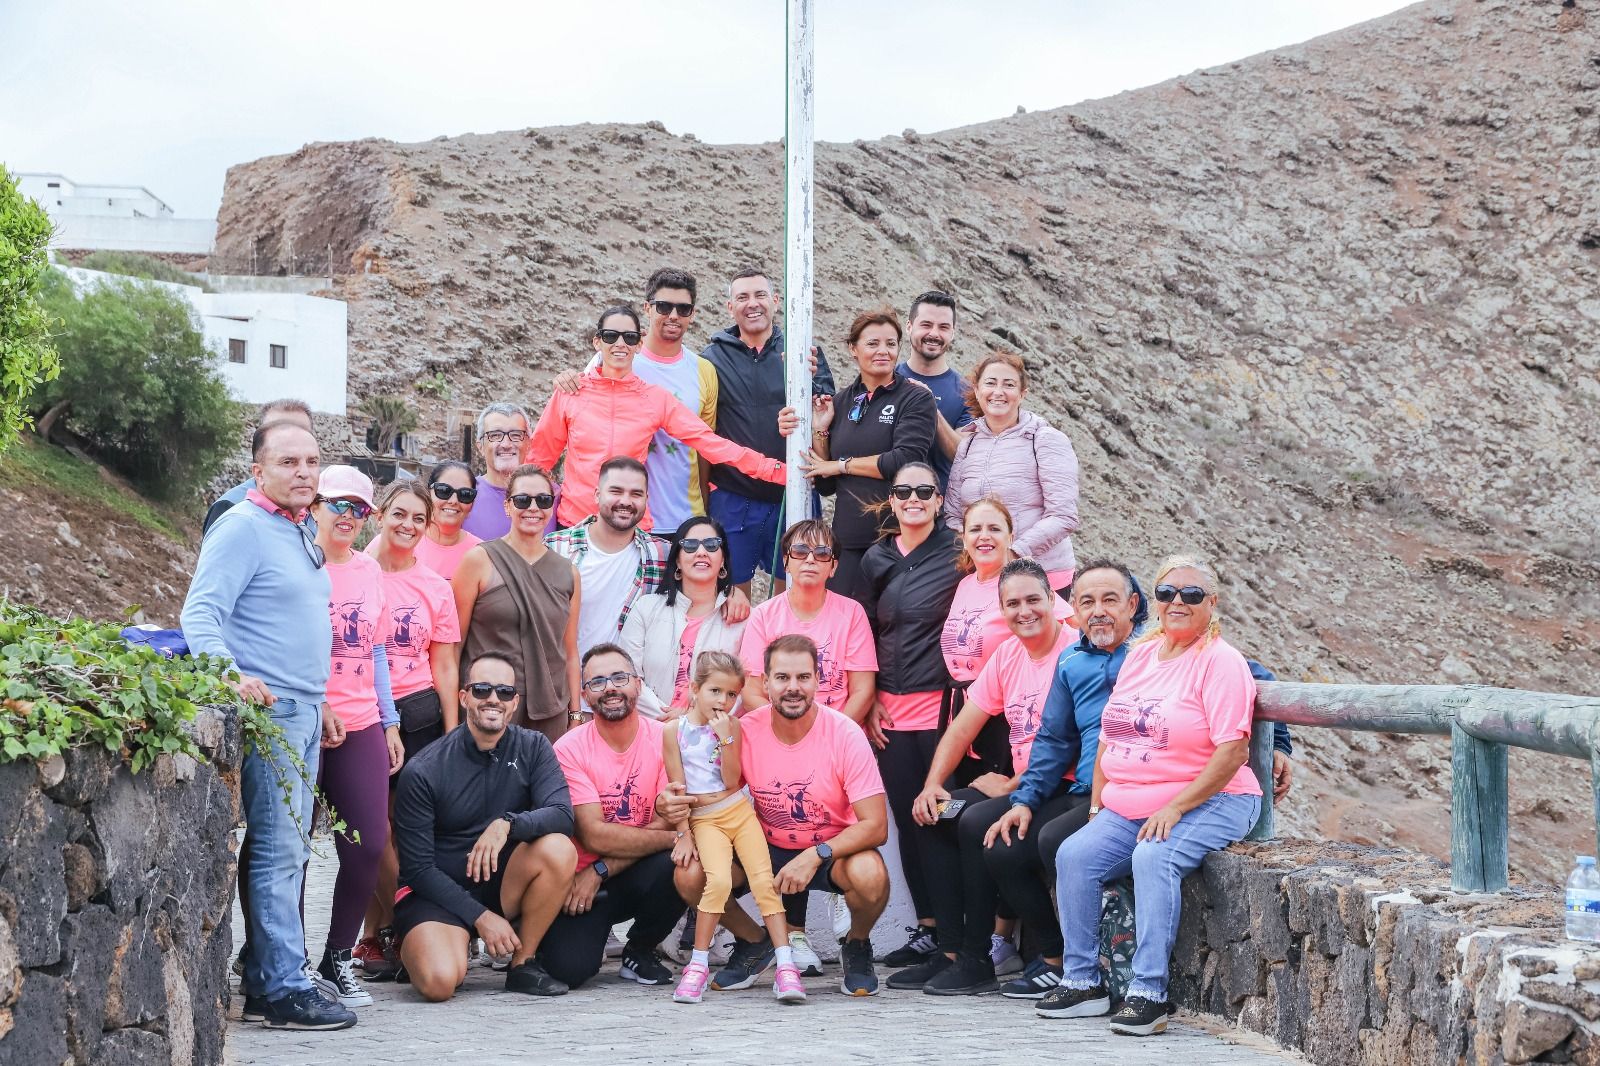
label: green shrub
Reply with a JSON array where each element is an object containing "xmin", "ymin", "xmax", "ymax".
[
  {"xmin": 75, "ymin": 250, "xmax": 210, "ymax": 290},
  {"xmin": 0, "ymin": 166, "xmax": 62, "ymax": 452}
]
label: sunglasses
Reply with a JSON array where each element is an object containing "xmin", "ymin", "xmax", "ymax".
[
  {"xmin": 597, "ymin": 329, "xmax": 642, "ymax": 346},
  {"xmin": 510, "ymin": 492, "xmax": 555, "ymax": 511},
  {"xmin": 481, "ymin": 429, "xmax": 527, "ymax": 444},
  {"xmin": 890, "ymin": 484, "xmax": 938, "ymax": 501},
  {"xmin": 650, "ymin": 300, "xmax": 695, "ymax": 317},
  {"xmin": 786, "ymin": 544, "xmax": 836, "ymax": 562},
  {"xmin": 431, "ymin": 482, "xmax": 479, "ymax": 504},
  {"xmin": 466, "ymin": 682, "xmax": 519, "ymax": 701},
  {"xmin": 582, "ymin": 671, "xmax": 639, "ymax": 694},
  {"xmin": 319, "ymin": 498, "xmax": 373, "ymax": 519},
  {"xmin": 679, "ymin": 536, "xmax": 724, "ymax": 555},
  {"xmin": 848, "ymin": 392, "xmax": 869, "ymax": 424},
  {"xmin": 1154, "ymin": 584, "xmax": 1209, "ymax": 606},
  {"xmin": 298, "ymin": 520, "xmax": 325, "ymax": 569}
]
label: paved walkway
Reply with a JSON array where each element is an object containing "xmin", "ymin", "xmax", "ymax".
[{"xmin": 225, "ymin": 844, "xmax": 1298, "ymax": 1066}]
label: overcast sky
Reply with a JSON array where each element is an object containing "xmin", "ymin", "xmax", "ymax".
[{"xmin": 2, "ymin": 1, "xmax": 1409, "ymax": 218}]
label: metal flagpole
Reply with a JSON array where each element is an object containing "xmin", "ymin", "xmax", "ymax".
[{"xmin": 783, "ymin": 0, "xmax": 815, "ymax": 526}]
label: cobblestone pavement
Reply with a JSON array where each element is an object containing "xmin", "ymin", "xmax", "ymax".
[{"xmin": 226, "ymin": 844, "xmax": 1299, "ymax": 1066}]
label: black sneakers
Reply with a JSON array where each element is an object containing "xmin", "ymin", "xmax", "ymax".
[
  {"xmin": 1108, "ymin": 995, "xmax": 1170, "ymax": 1036},
  {"xmin": 882, "ymin": 924, "xmax": 939, "ymax": 968},
  {"xmin": 317, "ymin": 947, "xmax": 373, "ymax": 1007},
  {"xmin": 259, "ymin": 987, "xmax": 358, "ymax": 1030},
  {"xmin": 619, "ymin": 944, "xmax": 674, "ymax": 985},
  {"xmin": 1000, "ymin": 957, "xmax": 1064, "ymax": 1000},
  {"xmin": 923, "ymin": 951, "xmax": 998, "ymax": 996},
  {"xmin": 712, "ymin": 934, "xmax": 776, "ymax": 991},
  {"xmin": 886, "ymin": 952, "xmax": 953, "ymax": 990},
  {"xmin": 504, "ymin": 958, "xmax": 569, "ymax": 997},
  {"xmin": 839, "ymin": 937, "xmax": 879, "ymax": 997},
  {"xmin": 239, "ymin": 994, "xmax": 269, "ymax": 1023},
  {"xmin": 1036, "ymin": 981, "xmax": 1112, "ymax": 1019}
]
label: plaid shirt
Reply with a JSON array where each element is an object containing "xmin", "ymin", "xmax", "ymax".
[{"xmin": 544, "ymin": 517, "xmax": 668, "ymax": 636}]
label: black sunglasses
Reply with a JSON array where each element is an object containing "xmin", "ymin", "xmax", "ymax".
[
  {"xmin": 786, "ymin": 543, "xmax": 836, "ymax": 562},
  {"xmin": 848, "ymin": 391, "xmax": 869, "ymax": 423},
  {"xmin": 431, "ymin": 482, "xmax": 479, "ymax": 504},
  {"xmin": 890, "ymin": 484, "xmax": 938, "ymax": 501},
  {"xmin": 1154, "ymin": 584, "xmax": 1209, "ymax": 606},
  {"xmin": 510, "ymin": 492, "xmax": 555, "ymax": 511},
  {"xmin": 298, "ymin": 520, "xmax": 325, "ymax": 569},
  {"xmin": 466, "ymin": 682, "xmax": 519, "ymax": 701},
  {"xmin": 679, "ymin": 536, "xmax": 724, "ymax": 555},
  {"xmin": 650, "ymin": 300, "xmax": 695, "ymax": 317},
  {"xmin": 597, "ymin": 329, "xmax": 642, "ymax": 346}
]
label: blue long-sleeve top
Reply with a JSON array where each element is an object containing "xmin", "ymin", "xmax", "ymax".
[{"xmin": 373, "ymin": 643, "xmax": 398, "ymax": 729}]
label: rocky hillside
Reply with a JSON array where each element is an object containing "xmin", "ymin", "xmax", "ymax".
[{"xmin": 212, "ymin": 0, "xmax": 1600, "ymax": 881}]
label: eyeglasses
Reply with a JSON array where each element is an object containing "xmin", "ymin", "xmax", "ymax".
[
  {"xmin": 510, "ymin": 492, "xmax": 555, "ymax": 511},
  {"xmin": 581, "ymin": 671, "xmax": 639, "ymax": 694},
  {"xmin": 650, "ymin": 300, "xmax": 695, "ymax": 317},
  {"xmin": 848, "ymin": 392, "xmax": 869, "ymax": 424},
  {"xmin": 597, "ymin": 329, "xmax": 642, "ymax": 346},
  {"xmin": 481, "ymin": 430, "xmax": 527, "ymax": 444},
  {"xmin": 890, "ymin": 484, "xmax": 938, "ymax": 501},
  {"xmin": 431, "ymin": 483, "xmax": 479, "ymax": 504},
  {"xmin": 298, "ymin": 520, "xmax": 325, "ymax": 569},
  {"xmin": 318, "ymin": 498, "xmax": 373, "ymax": 519},
  {"xmin": 466, "ymin": 682, "xmax": 519, "ymax": 701},
  {"xmin": 786, "ymin": 544, "xmax": 836, "ymax": 562},
  {"xmin": 1153, "ymin": 584, "xmax": 1209, "ymax": 606},
  {"xmin": 679, "ymin": 536, "xmax": 724, "ymax": 555}
]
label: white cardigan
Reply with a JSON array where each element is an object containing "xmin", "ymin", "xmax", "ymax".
[{"xmin": 618, "ymin": 590, "xmax": 748, "ymax": 718}]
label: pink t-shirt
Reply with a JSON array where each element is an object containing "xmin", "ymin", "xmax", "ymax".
[
  {"xmin": 1098, "ymin": 636, "xmax": 1262, "ymax": 820},
  {"xmin": 413, "ymin": 530, "xmax": 482, "ymax": 581},
  {"xmin": 739, "ymin": 590, "xmax": 878, "ymax": 711},
  {"xmin": 966, "ymin": 623, "xmax": 1076, "ymax": 776},
  {"xmin": 880, "ymin": 690, "xmax": 943, "ymax": 733},
  {"xmin": 376, "ymin": 562, "xmax": 461, "ymax": 699},
  {"xmin": 554, "ymin": 716, "xmax": 669, "ymax": 871},
  {"xmin": 671, "ymin": 613, "xmax": 708, "ymax": 709},
  {"xmin": 942, "ymin": 572, "xmax": 1072, "ymax": 683},
  {"xmin": 323, "ymin": 553, "xmax": 390, "ymax": 731},
  {"xmin": 740, "ymin": 704, "xmax": 885, "ymax": 849}
]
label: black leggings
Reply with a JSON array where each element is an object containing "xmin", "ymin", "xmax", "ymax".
[
  {"xmin": 876, "ymin": 727, "xmax": 941, "ymax": 920},
  {"xmin": 982, "ymin": 792, "xmax": 1091, "ymax": 959},
  {"xmin": 538, "ymin": 852, "xmax": 685, "ymax": 988},
  {"xmin": 919, "ymin": 789, "xmax": 1013, "ymax": 959}
]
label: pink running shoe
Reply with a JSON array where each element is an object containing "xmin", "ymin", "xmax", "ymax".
[
  {"xmin": 773, "ymin": 962, "xmax": 808, "ymax": 1004},
  {"xmin": 673, "ymin": 961, "xmax": 710, "ymax": 1004}
]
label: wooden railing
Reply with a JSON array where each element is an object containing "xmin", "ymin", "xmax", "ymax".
[{"xmin": 1245, "ymin": 682, "xmax": 1600, "ymax": 892}]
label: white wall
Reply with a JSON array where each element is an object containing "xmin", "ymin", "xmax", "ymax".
[{"xmin": 49, "ymin": 215, "xmax": 215, "ymax": 254}]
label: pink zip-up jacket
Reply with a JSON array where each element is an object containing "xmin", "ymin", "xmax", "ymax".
[
  {"xmin": 942, "ymin": 408, "xmax": 1080, "ymax": 574},
  {"xmin": 527, "ymin": 369, "xmax": 784, "ymax": 530}
]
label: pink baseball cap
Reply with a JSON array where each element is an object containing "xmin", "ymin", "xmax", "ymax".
[{"xmin": 317, "ymin": 465, "xmax": 375, "ymax": 506}]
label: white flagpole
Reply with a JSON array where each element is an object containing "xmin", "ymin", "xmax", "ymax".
[{"xmin": 784, "ymin": 0, "xmax": 815, "ymax": 527}]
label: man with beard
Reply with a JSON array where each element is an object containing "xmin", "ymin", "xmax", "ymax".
[
  {"xmin": 459, "ymin": 403, "xmax": 533, "ymax": 541},
  {"xmin": 546, "ymin": 457, "xmax": 667, "ymax": 656},
  {"xmin": 897, "ymin": 290, "xmax": 973, "ymax": 493},
  {"xmin": 393, "ymin": 654, "xmax": 577, "ymax": 1001},
  {"xmin": 664, "ymin": 635, "xmax": 890, "ymax": 997},
  {"xmin": 541, "ymin": 644, "xmax": 692, "ymax": 987}
]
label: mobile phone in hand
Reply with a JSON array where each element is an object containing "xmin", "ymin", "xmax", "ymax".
[{"xmin": 937, "ymin": 799, "xmax": 967, "ymax": 821}]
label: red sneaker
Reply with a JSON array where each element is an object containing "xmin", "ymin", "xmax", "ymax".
[{"xmin": 354, "ymin": 928, "xmax": 400, "ymax": 980}]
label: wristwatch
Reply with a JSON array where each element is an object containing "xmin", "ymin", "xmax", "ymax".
[
  {"xmin": 592, "ymin": 860, "xmax": 610, "ymax": 881},
  {"xmin": 501, "ymin": 812, "xmax": 516, "ymax": 832},
  {"xmin": 814, "ymin": 842, "xmax": 833, "ymax": 863},
  {"xmin": 1088, "ymin": 805, "xmax": 1102, "ymax": 816},
  {"xmin": 837, "ymin": 457, "xmax": 852, "ymax": 477}
]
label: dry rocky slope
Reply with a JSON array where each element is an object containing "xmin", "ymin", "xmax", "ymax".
[{"xmin": 213, "ymin": 0, "xmax": 1600, "ymax": 882}]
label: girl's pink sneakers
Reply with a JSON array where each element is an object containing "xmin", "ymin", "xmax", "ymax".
[
  {"xmin": 673, "ymin": 961, "xmax": 710, "ymax": 1004},
  {"xmin": 773, "ymin": 962, "xmax": 808, "ymax": 1004}
]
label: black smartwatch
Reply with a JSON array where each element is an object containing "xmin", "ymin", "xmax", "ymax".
[
  {"xmin": 814, "ymin": 842, "xmax": 833, "ymax": 863},
  {"xmin": 592, "ymin": 860, "xmax": 611, "ymax": 881}
]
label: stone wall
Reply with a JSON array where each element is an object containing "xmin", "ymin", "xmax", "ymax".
[
  {"xmin": 1175, "ymin": 840, "xmax": 1600, "ymax": 1065},
  {"xmin": 0, "ymin": 709, "xmax": 240, "ymax": 1066}
]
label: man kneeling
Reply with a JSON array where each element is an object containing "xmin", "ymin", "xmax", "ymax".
[{"xmin": 393, "ymin": 654, "xmax": 578, "ymax": 1000}]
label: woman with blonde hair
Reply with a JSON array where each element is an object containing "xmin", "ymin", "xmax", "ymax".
[{"xmin": 1037, "ymin": 554, "xmax": 1261, "ymax": 1036}]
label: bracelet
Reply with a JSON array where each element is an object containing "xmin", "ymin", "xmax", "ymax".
[
  {"xmin": 813, "ymin": 427, "xmax": 830, "ymax": 438},
  {"xmin": 568, "ymin": 711, "xmax": 585, "ymax": 722}
]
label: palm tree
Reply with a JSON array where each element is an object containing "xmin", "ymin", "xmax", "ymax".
[{"xmin": 360, "ymin": 394, "xmax": 419, "ymax": 456}]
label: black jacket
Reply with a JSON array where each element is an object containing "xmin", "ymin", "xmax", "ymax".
[
  {"xmin": 860, "ymin": 529, "xmax": 962, "ymax": 696},
  {"xmin": 394, "ymin": 723, "xmax": 574, "ymax": 926},
  {"xmin": 815, "ymin": 373, "xmax": 939, "ymax": 548},
  {"xmin": 699, "ymin": 325, "xmax": 835, "ymax": 503}
]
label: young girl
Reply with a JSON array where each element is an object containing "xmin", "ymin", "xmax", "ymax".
[{"xmin": 665, "ymin": 651, "xmax": 806, "ymax": 1005}]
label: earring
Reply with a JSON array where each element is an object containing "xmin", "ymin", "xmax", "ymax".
[
  {"xmin": 719, "ymin": 567, "xmax": 728, "ymax": 578},
  {"xmin": 674, "ymin": 569, "xmax": 682, "ymax": 579}
]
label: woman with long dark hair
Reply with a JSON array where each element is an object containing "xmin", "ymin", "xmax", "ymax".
[{"xmin": 417, "ymin": 459, "xmax": 481, "ymax": 580}]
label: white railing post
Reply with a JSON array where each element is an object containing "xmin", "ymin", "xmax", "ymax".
[{"xmin": 783, "ymin": 0, "xmax": 815, "ymax": 527}]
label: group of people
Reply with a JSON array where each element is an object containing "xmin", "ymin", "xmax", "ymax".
[{"xmin": 185, "ymin": 267, "xmax": 1294, "ymax": 1038}]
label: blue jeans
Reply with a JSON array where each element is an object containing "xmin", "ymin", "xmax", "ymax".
[
  {"xmin": 239, "ymin": 697, "xmax": 322, "ymax": 1000},
  {"xmin": 1055, "ymin": 792, "xmax": 1260, "ymax": 1002},
  {"xmin": 709, "ymin": 490, "xmax": 815, "ymax": 585}
]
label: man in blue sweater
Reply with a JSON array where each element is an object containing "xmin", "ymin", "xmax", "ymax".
[{"xmin": 181, "ymin": 419, "xmax": 356, "ymax": 1031}]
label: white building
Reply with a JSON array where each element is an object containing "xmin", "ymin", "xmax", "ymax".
[
  {"xmin": 18, "ymin": 172, "xmax": 216, "ymax": 255},
  {"xmin": 58, "ymin": 266, "xmax": 348, "ymax": 415}
]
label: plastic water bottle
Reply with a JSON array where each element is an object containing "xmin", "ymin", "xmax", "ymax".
[{"xmin": 1565, "ymin": 856, "xmax": 1600, "ymax": 942}]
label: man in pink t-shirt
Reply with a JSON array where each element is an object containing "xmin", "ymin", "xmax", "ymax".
[
  {"xmin": 541, "ymin": 643, "xmax": 690, "ymax": 989},
  {"xmin": 664, "ymin": 634, "xmax": 889, "ymax": 997}
]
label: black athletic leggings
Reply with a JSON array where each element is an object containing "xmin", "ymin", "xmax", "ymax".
[
  {"xmin": 876, "ymin": 727, "xmax": 941, "ymax": 920},
  {"xmin": 982, "ymin": 792, "xmax": 1091, "ymax": 959},
  {"xmin": 919, "ymin": 789, "xmax": 1013, "ymax": 959},
  {"xmin": 538, "ymin": 852, "xmax": 685, "ymax": 989}
]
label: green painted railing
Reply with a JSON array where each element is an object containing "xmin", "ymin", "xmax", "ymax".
[{"xmin": 1245, "ymin": 682, "xmax": 1600, "ymax": 893}]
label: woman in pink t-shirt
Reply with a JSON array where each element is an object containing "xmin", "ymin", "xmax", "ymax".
[
  {"xmin": 1047, "ymin": 555, "xmax": 1262, "ymax": 1036},
  {"xmin": 895, "ymin": 559, "xmax": 1073, "ymax": 996},
  {"xmin": 417, "ymin": 460, "xmax": 483, "ymax": 580}
]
